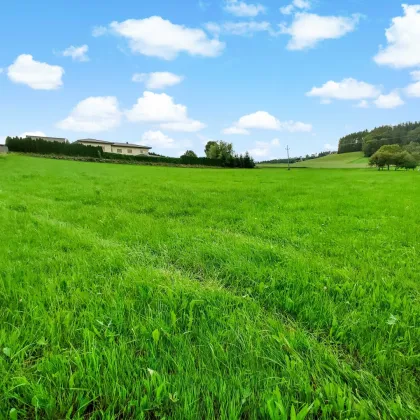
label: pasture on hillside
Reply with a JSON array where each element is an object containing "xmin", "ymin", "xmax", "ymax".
[
  {"xmin": 0, "ymin": 155, "xmax": 419, "ymax": 419},
  {"xmin": 258, "ymin": 152, "xmax": 370, "ymax": 169}
]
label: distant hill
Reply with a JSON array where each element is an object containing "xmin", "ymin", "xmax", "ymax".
[{"xmin": 258, "ymin": 152, "xmax": 369, "ymax": 169}]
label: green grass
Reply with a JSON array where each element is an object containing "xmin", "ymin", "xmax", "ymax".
[
  {"xmin": 0, "ymin": 155, "xmax": 419, "ymax": 419},
  {"xmin": 259, "ymin": 152, "xmax": 369, "ymax": 169}
]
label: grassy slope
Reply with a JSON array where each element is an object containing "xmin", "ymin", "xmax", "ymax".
[
  {"xmin": 0, "ymin": 155, "xmax": 419, "ymax": 419},
  {"xmin": 259, "ymin": 152, "xmax": 369, "ymax": 169}
]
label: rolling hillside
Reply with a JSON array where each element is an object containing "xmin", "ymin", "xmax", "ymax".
[{"xmin": 259, "ymin": 152, "xmax": 370, "ymax": 169}]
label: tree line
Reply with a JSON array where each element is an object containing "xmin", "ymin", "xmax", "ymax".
[
  {"xmin": 5, "ymin": 137, "xmax": 255, "ymax": 169},
  {"xmin": 338, "ymin": 122, "xmax": 420, "ymax": 156}
]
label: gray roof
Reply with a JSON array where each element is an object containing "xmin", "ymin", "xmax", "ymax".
[{"xmin": 75, "ymin": 139, "xmax": 151, "ymax": 149}]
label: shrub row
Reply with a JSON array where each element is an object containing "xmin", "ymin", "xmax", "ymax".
[{"xmin": 6, "ymin": 137, "xmax": 254, "ymax": 168}]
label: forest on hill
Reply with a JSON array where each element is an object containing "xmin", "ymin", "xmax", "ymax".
[{"xmin": 338, "ymin": 122, "xmax": 420, "ymax": 156}]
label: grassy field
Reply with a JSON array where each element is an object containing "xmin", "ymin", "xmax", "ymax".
[
  {"xmin": 258, "ymin": 152, "xmax": 370, "ymax": 169},
  {"xmin": 0, "ymin": 155, "xmax": 419, "ymax": 419}
]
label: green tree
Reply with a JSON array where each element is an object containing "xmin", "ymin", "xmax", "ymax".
[
  {"xmin": 369, "ymin": 144, "xmax": 402, "ymax": 170},
  {"xmin": 205, "ymin": 141, "xmax": 234, "ymax": 160},
  {"xmin": 404, "ymin": 142, "xmax": 420, "ymax": 163},
  {"xmin": 181, "ymin": 150, "xmax": 197, "ymax": 158},
  {"xmin": 205, "ymin": 141, "xmax": 218, "ymax": 158}
]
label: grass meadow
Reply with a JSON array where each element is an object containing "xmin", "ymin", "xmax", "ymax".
[
  {"xmin": 0, "ymin": 155, "xmax": 419, "ymax": 419},
  {"xmin": 258, "ymin": 152, "xmax": 370, "ymax": 169}
]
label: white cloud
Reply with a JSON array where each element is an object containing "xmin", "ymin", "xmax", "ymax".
[
  {"xmin": 307, "ymin": 78, "xmax": 381, "ymax": 101},
  {"xmin": 109, "ymin": 16, "xmax": 225, "ymax": 60},
  {"xmin": 20, "ymin": 131, "xmax": 46, "ymax": 138},
  {"xmin": 205, "ymin": 21, "xmax": 273, "ymax": 36},
  {"xmin": 324, "ymin": 143, "xmax": 336, "ymax": 151},
  {"xmin": 198, "ymin": 1, "xmax": 211, "ymax": 11},
  {"xmin": 126, "ymin": 91, "xmax": 188, "ymax": 122},
  {"xmin": 320, "ymin": 99, "xmax": 332, "ymax": 105},
  {"xmin": 249, "ymin": 146, "xmax": 270, "ymax": 157},
  {"xmin": 126, "ymin": 91, "xmax": 205, "ymax": 132},
  {"xmin": 57, "ymin": 96, "xmax": 121, "ymax": 132},
  {"xmin": 224, "ymin": 111, "xmax": 312, "ymax": 134},
  {"xmin": 132, "ymin": 72, "xmax": 183, "ymax": 89},
  {"xmin": 223, "ymin": 126, "xmax": 250, "ymax": 135},
  {"xmin": 160, "ymin": 121, "xmax": 206, "ymax": 132},
  {"xmin": 7, "ymin": 54, "xmax": 64, "ymax": 90},
  {"xmin": 406, "ymin": 82, "xmax": 420, "ymax": 97},
  {"xmin": 374, "ymin": 92, "xmax": 404, "ymax": 109},
  {"xmin": 280, "ymin": 5, "xmax": 295, "ymax": 15},
  {"xmin": 280, "ymin": 0, "xmax": 311, "ymax": 15},
  {"xmin": 61, "ymin": 45, "xmax": 89, "ymax": 62},
  {"xmin": 405, "ymin": 70, "xmax": 420, "ymax": 97},
  {"xmin": 141, "ymin": 130, "xmax": 177, "ymax": 148},
  {"xmin": 224, "ymin": 0, "xmax": 266, "ymax": 17},
  {"xmin": 374, "ymin": 5, "xmax": 420, "ymax": 69},
  {"xmin": 92, "ymin": 26, "xmax": 107, "ymax": 37},
  {"xmin": 355, "ymin": 100, "xmax": 369, "ymax": 108},
  {"xmin": 0, "ymin": 68, "xmax": 3, "ymax": 74},
  {"xmin": 280, "ymin": 13, "xmax": 361, "ymax": 50},
  {"xmin": 248, "ymin": 139, "xmax": 281, "ymax": 159}
]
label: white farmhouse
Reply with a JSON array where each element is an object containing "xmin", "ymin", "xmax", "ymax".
[{"xmin": 74, "ymin": 139, "xmax": 152, "ymax": 156}]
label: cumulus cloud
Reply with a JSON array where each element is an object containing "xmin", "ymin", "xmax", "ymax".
[
  {"xmin": 7, "ymin": 54, "xmax": 64, "ymax": 90},
  {"xmin": 248, "ymin": 139, "xmax": 281, "ymax": 159},
  {"xmin": 205, "ymin": 21, "xmax": 273, "ymax": 36},
  {"xmin": 224, "ymin": 111, "xmax": 312, "ymax": 134},
  {"xmin": 374, "ymin": 92, "xmax": 404, "ymax": 109},
  {"xmin": 307, "ymin": 78, "xmax": 381, "ymax": 101},
  {"xmin": 108, "ymin": 16, "xmax": 225, "ymax": 60},
  {"xmin": 61, "ymin": 45, "xmax": 89, "ymax": 61},
  {"xmin": 126, "ymin": 91, "xmax": 188, "ymax": 122},
  {"xmin": 223, "ymin": 126, "xmax": 250, "ymax": 135},
  {"xmin": 355, "ymin": 100, "xmax": 369, "ymax": 108},
  {"xmin": 132, "ymin": 72, "xmax": 183, "ymax": 89},
  {"xmin": 374, "ymin": 5, "xmax": 420, "ymax": 68},
  {"xmin": 224, "ymin": 0, "xmax": 266, "ymax": 17},
  {"xmin": 324, "ymin": 143, "xmax": 336, "ymax": 151},
  {"xmin": 126, "ymin": 91, "xmax": 205, "ymax": 132},
  {"xmin": 20, "ymin": 131, "xmax": 46, "ymax": 138},
  {"xmin": 160, "ymin": 121, "xmax": 206, "ymax": 132},
  {"xmin": 141, "ymin": 130, "xmax": 177, "ymax": 148},
  {"xmin": 92, "ymin": 26, "xmax": 107, "ymax": 37},
  {"xmin": 57, "ymin": 96, "xmax": 121, "ymax": 132},
  {"xmin": 280, "ymin": 13, "xmax": 361, "ymax": 50},
  {"xmin": 280, "ymin": 0, "xmax": 311, "ymax": 15},
  {"xmin": 405, "ymin": 70, "xmax": 420, "ymax": 97}
]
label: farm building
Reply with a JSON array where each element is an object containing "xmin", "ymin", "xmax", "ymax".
[
  {"xmin": 0, "ymin": 145, "xmax": 8, "ymax": 154},
  {"xmin": 26, "ymin": 135, "xmax": 68, "ymax": 143},
  {"xmin": 75, "ymin": 139, "xmax": 152, "ymax": 156}
]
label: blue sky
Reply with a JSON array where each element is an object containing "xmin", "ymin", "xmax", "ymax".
[{"xmin": 1, "ymin": 1, "xmax": 420, "ymax": 159}]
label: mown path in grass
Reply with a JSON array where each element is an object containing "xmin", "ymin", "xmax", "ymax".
[{"xmin": 0, "ymin": 155, "xmax": 419, "ymax": 419}]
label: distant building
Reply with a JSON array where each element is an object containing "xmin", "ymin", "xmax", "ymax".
[
  {"xmin": 26, "ymin": 135, "xmax": 68, "ymax": 143},
  {"xmin": 75, "ymin": 139, "xmax": 152, "ymax": 156},
  {"xmin": 0, "ymin": 145, "xmax": 8, "ymax": 154}
]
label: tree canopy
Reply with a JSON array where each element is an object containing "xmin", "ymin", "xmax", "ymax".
[
  {"xmin": 338, "ymin": 122, "xmax": 420, "ymax": 157},
  {"xmin": 369, "ymin": 144, "xmax": 418, "ymax": 171}
]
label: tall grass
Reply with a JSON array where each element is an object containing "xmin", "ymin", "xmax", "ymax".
[{"xmin": 0, "ymin": 155, "xmax": 419, "ymax": 418}]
